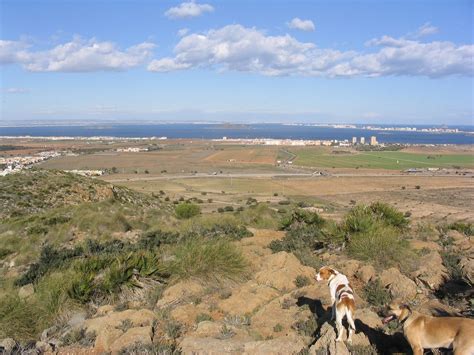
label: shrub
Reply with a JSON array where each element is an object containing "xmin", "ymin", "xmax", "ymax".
[
  {"xmin": 273, "ymin": 324, "xmax": 283, "ymax": 332},
  {"xmin": 447, "ymin": 222, "xmax": 474, "ymax": 236},
  {"xmin": 278, "ymin": 200, "xmax": 291, "ymax": 205},
  {"xmin": 347, "ymin": 225, "xmax": 411, "ymax": 269},
  {"xmin": 166, "ymin": 239, "xmax": 248, "ymax": 282},
  {"xmin": 342, "ymin": 203, "xmax": 408, "ymax": 234},
  {"xmin": 441, "ymin": 251, "xmax": 463, "ymax": 280},
  {"xmin": 224, "ymin": 206, "xmax": 234, "ymax": 212},
  {"xmin": 292, "ymin": 317, "xmax": 317, "ymax": 336},
  {"xmin": 175, "ymin": 203, "xmax": 201, "ymax": 219},
  {"xmin": 15, "ymin": 244, "xmax": 84, "ymax": 286},
  {"xmin": 295, "ymin": 275, "xmax": 311, "ymax": 288},
  {"xmin": 363, "ymin": 279, "xmax": 391, "ymax": 307},
  {"xmin": 217, "ymin": 207, "xmax": 224, "ymax": 213},
  {"xmin": 196, "ymin": 313, "xmax": 213, "ymax": 323}
]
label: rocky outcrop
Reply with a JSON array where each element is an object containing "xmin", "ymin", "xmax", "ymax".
[
  {"xmin": 254, "ymin": 252, "xmax": 315, "ymax": 292},
  {"xmin": 218, "ymin": 281, "xmax": 280, "ymax": 315},
  {"xmin": 380, "ymin": 268, "xmax": 418, "ymax": 300},
  {"xmin": 180, "ymin": 334, "xmax": 308, "ymax": 354},
  {"xmin": 156, "ymin": 280, "xmax": 205, "ymax": 309},
  {"xmin": 412, "ymin": 251, "xmax": 448, "ymax": 290},
  {"xmin": 309, "ymin": 323, "xmax": 350, "ymax": 355}
]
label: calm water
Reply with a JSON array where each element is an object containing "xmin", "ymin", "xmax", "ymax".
[{"xmin": 1, "ymin": 124, "xmax": 473, "ymax": 145}]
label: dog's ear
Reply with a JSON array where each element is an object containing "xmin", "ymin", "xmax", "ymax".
[{"xmin": 400, "ymin": 304, "xmax": 411, "ymax": 312}]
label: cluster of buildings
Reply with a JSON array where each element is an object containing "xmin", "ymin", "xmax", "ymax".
[
  {"xmin": 216, "ymin": 136, "xmax": 378, "ymax": 147},
  {"xmin": 0, "ymin": 151, "xmax": 61, "ymax": 176},
  {"xmin": 352, "ymin": 136, "xmax": 378, "ymax": 146},
  {"xmin": 363, "ymin": 126, "xmax": 462, "ymax": 133},
  {"xmin": 116, "ymin": 147, "xmax": 149, "ymax": 152}
]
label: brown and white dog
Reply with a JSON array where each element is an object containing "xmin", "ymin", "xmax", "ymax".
[
  {"xmin": 316, "ymin": 266, "xmax": 356, "ymax": 342},
  {"xmin": 383, "ymin": 300, "xmax": 474, "ymax": 355}
]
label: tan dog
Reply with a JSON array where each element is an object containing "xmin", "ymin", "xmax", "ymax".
[
  {"xmin": 316, "ymin": 266, "xmax": 356, "ymax": 342},
  {"xmin": 383, "ymin": 300, "xmax": 474, "ymax": 355}
]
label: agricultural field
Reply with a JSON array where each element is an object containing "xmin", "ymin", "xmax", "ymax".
[{"xmin": 290, "ymin": 147, "xmax": 474, "ymax": 170}]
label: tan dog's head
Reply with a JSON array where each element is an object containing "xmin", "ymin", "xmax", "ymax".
[
  {"xmin": 315, "ymin": 266, "xmax": 337, "ymax": 282},
  {"xmin": 383, "ymin": 299, "xmax": 411, "ymax": 324}
]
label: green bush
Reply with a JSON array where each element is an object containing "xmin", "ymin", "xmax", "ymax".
[
  {"xmin": 196, "ymin": 313, "xmax": 213, "ymax": 323},
  {"xmin": 447, "ymin": 222, "xmax": 474, "ymax": 236},
  {"xmin": 342, "ymin": 203, "xmax": 408, "ymax": 234},
  {"xmin": 295, "ymin": 275, "xmax": 311, "ymax": 288},
  {"xmin": 363, "ymin": 279, "xmax": 391, "ymax": 307},
  {"xmin": 175, "ymin": 203, "xmax": 201, "ymax": 219},
  {"xmin": 347, "ymin": 225, "xmax": 410, "ymax": 269},
  {"xmin": 166, "ymin": 239, "xmax": 248, "ymax": 282}
]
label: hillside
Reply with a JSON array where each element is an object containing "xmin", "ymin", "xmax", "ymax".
[
  {"xmin": 0, "ymin": 169, "xmax": 162, "ymax": 219},
  {"xmin": 0, "ymin": 169, "xmax": 473, "ymax": 354}
]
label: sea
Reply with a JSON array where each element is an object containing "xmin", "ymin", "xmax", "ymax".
[{"xmin": 1, "ymin": 123, "xmax": 473, "ymax": 145}]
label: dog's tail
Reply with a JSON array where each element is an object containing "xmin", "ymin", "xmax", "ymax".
[{"xmin": 341, "ymin": 298, "xmax": 356, "ymax": 331}]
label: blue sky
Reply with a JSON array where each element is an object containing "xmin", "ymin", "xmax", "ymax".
[{"xmin": 1, "ymin": 0, "xmax": 473, "ymax": 125}]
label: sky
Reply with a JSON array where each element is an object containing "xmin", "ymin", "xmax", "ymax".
[{"xmin": 0, "ymin": 0, "xmax": 473, "ymax": 125}]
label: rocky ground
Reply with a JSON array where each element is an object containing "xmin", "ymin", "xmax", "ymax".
[{"xmin": 2, "ymin": 227, "xmax": 472, "ymax": 355}]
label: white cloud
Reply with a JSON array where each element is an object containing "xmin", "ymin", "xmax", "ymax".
[
  {"xmin": 3, "ymin": 87, "xmax": 30, "ymax": 94},
  {"xmin": 148, "ymin": 25, "xmax": 350, "ymax": 75},
  {"xmin": 148, "ymin": 24, "xmax": 473, "ymax": 78},
  {"xmin": 415, "ymin": 22, "xmax": 439, "ymax": 38},
  {"xmin": 0, "ymin": 40, "xmax": 30, "ymax": 64},
  {"xmin": 177, "ymin": 28, "xmax": 190, "ymax": 37},
  {"xmin": 165, "ymin": 1, "xmax": 214, "ymax": 19},
  {"xmin": 287, "ymin": 18, "xmax": 315, "ymax": 32},
  {"xmin": 19, "ymin": 37, "xmax": 155, "ymax": 72}
]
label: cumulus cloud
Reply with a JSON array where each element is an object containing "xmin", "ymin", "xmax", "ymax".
[
  {"xmin": 148, "ymin": 25, "xmax": 350, "ymax": 75},
  {"xmin": 1, "ymin": 37, "xmax": 155, "ymax": 72},
  {"xmin": 147, "ymin": 24, "xmax": 473, "ymax": 78},
  {"xmin": 287, "ymin": 18, "xmax": 315, "ymax": 32},
  {"xmin": 0, "ymin": 40, "xmax": 30, "ymax": 64},
  {"xmin": 165, "ymin": 1, "xmax": 214, "ymax": 19}
]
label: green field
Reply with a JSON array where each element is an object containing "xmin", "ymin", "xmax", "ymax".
[{"xmin": 292, "ymin": 149, "xmax": 474, "ymax": 170}]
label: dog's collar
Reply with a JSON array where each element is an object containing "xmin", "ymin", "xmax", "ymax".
[{"xmin": 398, "ymin": 308, "xmax": 412, "ymax": 325}]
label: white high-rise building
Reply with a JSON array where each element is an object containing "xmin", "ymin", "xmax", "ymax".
[
  {"xmin": 370, "ymin": 136, "xmax": 378, "ymax": 146},
  {"xmin": 360, "ymin": 137, "xmax": 365, "ymax": 144},
  {"xmin": 352, "ymin": 137, "xmax": 357, "ymax": 144}
]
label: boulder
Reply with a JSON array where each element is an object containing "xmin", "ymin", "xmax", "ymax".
[
  {"xmin": 18, "ymin": 284, "xmax": 35, "ymax": 299},
  {"xmin": 254, "ymin": 252, "xmax": 315, "ymax": 292},
  {"xmin": 180, "ymin": 337, "xmax": 244, "ymax": 354},
  {"xmin": 0, "ymin": 338, "xmax": 17, "ymax": 354},
  {"xmin": 95, "ymin": 305, "xmax": 115, "ymax": 317},
  {"xmin": 243, "ymin": 334, "xmax": 308, "ymax": 354},
  {"xmin": 380, "ymin": 268, "xmax": 418, "ymax": 301},
  {"xmin": 93, "ymin": 326, "xmax": 123, "ymax": 353},
  {"xmin": 218, "ymin": 281, "xmax": 279, "ymax": 315},
  {"xmin": 192, "ymin": 321, "xmax": 223, "ymax": 338},
  {"xmin": 156, "ymin": 280, "xmax": 205, "ymax": 308},
  {"xmin": 109, "ymin": 326, "xmax": 153, "ymax": 353},
  {"xmin": 250, "ymin": 295, "xmax": 313, "ymax": 338},
  {"xmin": 309, "ymin": 323, "xmax": 349, "ymax": 355},
  {"xmin": 460, "ymin": 256, "xmax": 474, "ymax": 284},
  {"xmin": 354, "ymin": 308, "xmax": 383, "ymax": 329},
  {"xmin": 337, "ymin": 260, "xmax": 361, "ymax": 279},
  {"xmin": 35, "ymin": 341, "xmax": 53, "ymax": 353},
  {"xmin": 412, "ymin": 252, "xmax": 448, "ymax": 290},
  {"xmin": 179, "ymin": 335, "xmax": 308, "ymax": 355},
  {"xmin": 447, "ymin": 230, "xmax": 466, "ymax": 244},
  {"xmin": 356, "ymin": 265, "xmax": 376, "ymax": 284},
  {"xmin": 84, "ymin": 309, "xmax": 156, "ymax": 335}
]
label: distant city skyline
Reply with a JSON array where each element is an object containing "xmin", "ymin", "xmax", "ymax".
[{"xmin": 1, "ymin": 0, "xmax": 473, "ymax": 125}]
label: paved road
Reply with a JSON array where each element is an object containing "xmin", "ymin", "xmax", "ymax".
[{"xmin": 104, "ymin": 172, "xmax": 470, "ymax": 183}]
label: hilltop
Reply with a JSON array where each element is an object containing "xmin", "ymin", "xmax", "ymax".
[{"xmin": 0, "ymin": 169, "xmax": 472, "ymax": 354}]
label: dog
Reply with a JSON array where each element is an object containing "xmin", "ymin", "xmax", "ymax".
[
  {"xmin": 383, "ymin": 300, "xmax": 474, "ymax": 355},
  {"xmin": 315, "ymin": 266, "xmax": 356, "ymax": 342}
]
